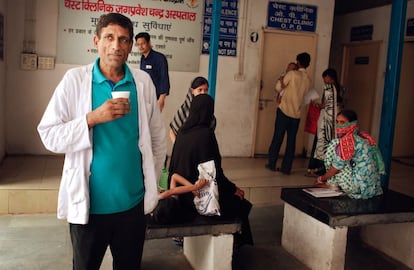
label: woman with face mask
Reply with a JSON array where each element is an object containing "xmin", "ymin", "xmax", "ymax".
[{"xmin": 314, "ymin": 109, "xmax": 385, "ymax": 199}]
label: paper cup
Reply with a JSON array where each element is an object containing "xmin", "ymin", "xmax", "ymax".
[{"xmin": 112, "ymin": 91, "xmax": 130, "ymax": 99}]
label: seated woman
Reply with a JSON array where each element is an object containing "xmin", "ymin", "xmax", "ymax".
[
  {"xmin": 168, "ymin": 94, "xmax": 254, "ymax": 246},
  {"xmin": 314, "ymin": 109, "xmax": 385, "ymax": 199}
]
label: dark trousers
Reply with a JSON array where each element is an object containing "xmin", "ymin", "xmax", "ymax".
[
  {"xmin": 220, "ymin": 196, "xmax": 254, "ymax": 246},
  {"xmin": 307, "ymin": 133, "xmax": 325, "ymax": 172},
  {"xmin": 268, "ymin": 108, "xmax": 300, "ymax": 173},
  {"xmin": 70, "ymin": 201, "xmax": 146, "ymax": 270}
]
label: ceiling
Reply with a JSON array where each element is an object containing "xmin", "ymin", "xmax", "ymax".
[{"xmin": 334, "ymin": 0, "xmax": 392, "ymax": 15}]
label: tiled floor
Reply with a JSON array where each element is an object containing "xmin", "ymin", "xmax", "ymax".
[{"xmin": 0, "ymin": 155, "xmax": 413, "ymax": 269}]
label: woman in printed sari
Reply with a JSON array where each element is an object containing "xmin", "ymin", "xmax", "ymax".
[
  {"xmin": 306, "ymin": 68, "xmax": 344, "ymax": 177},
  {"xmin": 314, "ymin": 109, "xmax": 385, "ymax": 199}
]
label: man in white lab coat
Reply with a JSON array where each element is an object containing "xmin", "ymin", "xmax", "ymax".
[{"xmin": 37, "ymin": 13, "xmax": 166, "ymax": 270}]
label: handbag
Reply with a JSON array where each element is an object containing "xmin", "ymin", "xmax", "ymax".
[
  {"xmin": 305, "ymin": 102, "xmax": 320, "ymax": 135},
  {"xmin": 193, "ymin": 160, "xmax": 221, "ymax": 216}
]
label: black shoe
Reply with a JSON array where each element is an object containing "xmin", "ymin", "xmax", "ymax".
[
  {"xmin": 276, "ymin": 168, "xmax": 290, "ymax": 175},
  {"xmin": 265, "ymin": 164, "xmax": 276, "ymax": 171}
]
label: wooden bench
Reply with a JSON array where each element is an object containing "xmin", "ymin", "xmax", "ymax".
[
  {"xmin": 146, "ymin": 215, "xmax": 241, "ymax": 270},
  {"xmin": 280, "ymin": 187, "xmax": 414, "ymax": 270}
]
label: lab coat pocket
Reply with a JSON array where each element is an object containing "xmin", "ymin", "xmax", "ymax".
[{"xmin": 63, "ymin": 167, "xmax": 87, "ymax": 204}]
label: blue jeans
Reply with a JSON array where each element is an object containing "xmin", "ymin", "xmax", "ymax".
[{"xmin": 268, "ymin": 108, "xmax": 300, "ymax": 173}]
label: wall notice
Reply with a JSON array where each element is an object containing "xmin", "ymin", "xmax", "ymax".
[
  {"xmin": 202, "ymin": 0, "xmax": 238, "ymax": 57},
  {"xmin": 407, "ymin": 18, "xmax": 414, "ymax": 37},
  {"xmin": 57, "ymin": 0, "xmax": 204, "ymax": 71}
]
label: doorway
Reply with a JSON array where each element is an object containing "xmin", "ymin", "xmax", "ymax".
[
  {"xmin": 341, "ymin": 41, "xmax": 381, "ymax": 132},
  {"xmin": 393, "ymin": 42, "xmax": 414, "ymax": 157},
  {"xmin": 254, "ymin": 29, "xmax": 316, "ymax": 157}
]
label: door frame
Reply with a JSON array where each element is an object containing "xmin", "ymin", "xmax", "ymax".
[
  {"xmin": 252, "ymin": 28, "xmax": 317, "ymax": 156},
  {"xmin": 340, "ymin": 40, "xmax": 382, "ymax": 133}
]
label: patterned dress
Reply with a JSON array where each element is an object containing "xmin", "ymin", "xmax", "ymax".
[
  {"xmin": 324, "ymin": 136, "xmax": 383, "ymax": 199},
  {"xmin": 314, "ymin": 84, "xmax": 338, "ymax": 161},
  {"xmin": 169, "ymin": 89, "xmax": 216, "ymax": 136}
]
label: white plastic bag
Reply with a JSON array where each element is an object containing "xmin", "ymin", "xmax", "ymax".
[{"xmin": 193, "ymin": 160, "xmax": 221, "ymax": 216}]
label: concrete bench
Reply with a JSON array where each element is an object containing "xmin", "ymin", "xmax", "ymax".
[
  {"xmin": 146, "ymin": 215, "xmax": 241, "ymax": 270},
  {"xmin": 280, "ymin": 187, "xmax": 414, "ymax": 270}
]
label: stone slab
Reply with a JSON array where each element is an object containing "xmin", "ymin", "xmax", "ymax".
[{"xmin": 281, "ymin": 188, "xmax": 414, "ymax": 227}]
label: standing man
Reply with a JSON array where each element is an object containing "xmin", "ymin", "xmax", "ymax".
[
  {"xmin": 37, "ymin": 13, "xmax": 166, "ymax": 270},
  {"xmin": 135, "ymin": 32, "xmax": 170, "ymax": 112},
  {"xmin": 266, "ymin": 52, "xmax": 312, "ymax": 175}
]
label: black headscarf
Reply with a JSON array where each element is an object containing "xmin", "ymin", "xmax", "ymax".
[
  {"xmin": 167, "ymin": 94, "xmax": 253, "ymax": 245},
  {"xmin": 179, "ymin": 94, "xmax": 215, "ymax": 133},
  {"xmin": 169, "ymin": 94, "xmax": 236, "ymax": 211}
]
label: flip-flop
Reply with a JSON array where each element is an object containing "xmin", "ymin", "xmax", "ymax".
[{"xmin": 304, "ymin": 169, "xmax": 318, "ymax": 177}]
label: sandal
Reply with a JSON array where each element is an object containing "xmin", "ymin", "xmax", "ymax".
[
  {"xmin": 313, "ymin": 167, "xmax": 325, "ymax": 175},
  {"xmin": 304, "ymin": 169, "xmax": 319, "ymax": 177}
]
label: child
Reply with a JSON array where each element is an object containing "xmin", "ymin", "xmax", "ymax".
[
  {"xmin": 151, "ymin": 174, "xmax": 208, "ymax": 225},
  {"xmin": 159, "ymin": 173, "xmax": 208, "ymax": 199},
  {"xmin": 276, "ymin": 62, "xmax": 298, "ymax": 103}
]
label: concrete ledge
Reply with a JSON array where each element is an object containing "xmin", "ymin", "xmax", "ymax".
[
  {"xmin": 282, "ymin": 203, "xmax": 348, "ymax": 270},
  {"xmin": 281, "ymin": 188, "xmax": 414, "ymax": 269},
  {"xmin": 361, "ymin": 222, "xmax": 414, "ymax": 269},
  {"xmin": 0, "ymin": 189, "xmax": 58, "ymax": 214},
  {"xmin": 184, "ymin": 234, "xmax": 234, "ymax": 270}
]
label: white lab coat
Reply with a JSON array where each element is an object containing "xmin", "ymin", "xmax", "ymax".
[{"xmin": 37, "ymin": 64, "xmax": 166, "ymax": 224}]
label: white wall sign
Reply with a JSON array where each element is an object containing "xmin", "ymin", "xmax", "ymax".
[{"xmin": 57, "ymin": 0, "xmax": 204, "ymax": 71}]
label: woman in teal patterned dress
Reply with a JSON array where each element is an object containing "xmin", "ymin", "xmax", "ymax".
[{"xmin": 314, "ymin": 110, "xmax": 385, "ymax": 199}]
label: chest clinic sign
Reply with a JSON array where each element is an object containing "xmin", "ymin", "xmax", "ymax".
[
  {"xmin": 57, "ymin": 0, "xmax": 204, "ymax": 71},
  {"xmin": 267, "ymin": 1, "xmax": 317, "ymax": 32}
]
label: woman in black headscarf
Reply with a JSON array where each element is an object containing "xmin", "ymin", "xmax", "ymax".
[{"xmin": 168, "ymin": 94, "xmax": 253, "ymax": 246}]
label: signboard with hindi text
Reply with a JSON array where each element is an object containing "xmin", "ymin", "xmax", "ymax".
[
  {"xmin": 267, "ymin": 1, "xmax": 317, "ymax": 32},
  {"xmin": 57, "ymin": 0, "xmax": 204, "ymax": 71},
  {"xmin": 202, "ymin": 0, "xmax": 238, "ymax": 57}
]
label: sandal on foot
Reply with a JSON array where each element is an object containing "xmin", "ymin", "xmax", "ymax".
[{"xmin": 304, "ymin": 169, "xmax": 318, "ymax": 177}]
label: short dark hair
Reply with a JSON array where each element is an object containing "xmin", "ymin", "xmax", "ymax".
[
  {"xmin": 296, "ymin": 52, "xmax": 311, "ymax": 68},
  {"xmin": 135, "ymin": 32, "xmax": 150, "ymax": 42},
  {"xmin": 322, "ymin": 68, "xmax": 338, "ymax": 80},
  {"xmin": 322, "ymin": 68, "xmax": 340, "ymax": 89},
  {"xmin": 191, "ymin": 76, "xmax": 209, "ymax": 89},
  {"xmin": 338, "ymin": 109, "xmax": 358, "ymax": 122},
  {"xmin": 95, "ymin": 13, "xmax": 134, "ymax": 41}
]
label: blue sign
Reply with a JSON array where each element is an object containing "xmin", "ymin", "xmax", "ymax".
[
  {"xmin": 267, "ymin": 1, "xmax": 317, "ymax": 32},
  {"xmin": 350, "ymin": 25, "xmax": 373, "ymax": 41},
  {"xmin": 407, "ymin": 18, "xmax": 414, "ymax": 37},
  {"xmin": 202, "ymin": 0, "xmax": 238, "ymax": 57}
]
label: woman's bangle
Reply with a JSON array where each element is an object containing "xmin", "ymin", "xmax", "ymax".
[{"xmin": 317, "ymin": 176, "xmax": 325, "ymax": 183}]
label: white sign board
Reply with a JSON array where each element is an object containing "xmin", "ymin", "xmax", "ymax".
[{"xmin": 57, "ymin": 0, "xmax": 204, "ymax": 71}]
